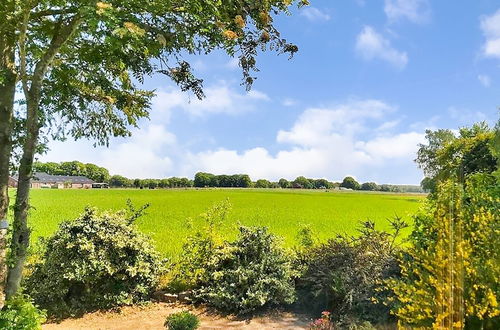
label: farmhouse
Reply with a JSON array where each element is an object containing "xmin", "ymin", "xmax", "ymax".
[{"xmin": 31, "ymin": 172, "xmax": 94, "ymax": 189}]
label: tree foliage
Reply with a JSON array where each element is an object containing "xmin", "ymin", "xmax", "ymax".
[
  {"xmin": 340, "ymin": 176, "xmax": 360, "ymax": 190},
  {"xmin": 193, "ymin": 172, "xmax": 250, "ymax": 188},
  {"xmin": 416, "ymin": 122, "xmax": 496, "ymax": 193},
  {"xmin": 0, "ymin": 0, "xmax": 306, "ymax": 299},
  {"xmin": 33, "ymin": 160, "xmax": 110, "ymax": 182},
  {"xmin": 389, "ymin": 120, "xmax": 500, "ymax": 328},
  {"xmin": 0, "ymin": 295, "xmax": 46, "ymax": 330},
  {"xmin": 9, "ymin": 0, "xmax": 305, "ymax": 147},
  {"xmin": 360, "ymin": 182, "xmax": 378, "ymax": 191}
]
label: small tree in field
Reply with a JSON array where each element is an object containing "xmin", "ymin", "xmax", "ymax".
[
  {"xmin": 360, "ymin": 182, "xmax": 378, "ymax": 191},
  {"xmin": 340, "ymin": 176, "xmax": 360, "ymax": 190},
  {"xmin": 0, "ymin": 0, "xmax": 305, "ymax": 302}
]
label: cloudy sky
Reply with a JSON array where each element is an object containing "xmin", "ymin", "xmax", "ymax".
[{"xmin": 42, "ymin": 0, "xmax": 500, "ymax": 184}]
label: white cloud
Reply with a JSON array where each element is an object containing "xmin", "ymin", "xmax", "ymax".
[
  {"xmin": 301, "ymin": 7, "xmax": 331, "ymax": 22},
  {"xmin": 182, "ymin": 100, "xmax": 424, "ymax": 183},
  {"xmin": 152, "ymin": 83, "xmax": 270, "ymax": 117},
  {"xmin": 226, "ymin": 57, "xmax": 239, "ymax": 70},
  {"xmin": 447, "ymin": 107, "xmax": 488, "ymax": 125},
  {"xmin": 384, "ymin": 0, "xmax": 430, "ymax": 24},
  {"xmin": 376, "ymin": 119, "xmax": 401, "ymax": 131},
  {"xmin": 277, "ymin": 100, "xmax": 393, "ymax": 146},
  {"xmin": 42, "ymin": 124, "xmax": 177, "ymax": 178},
  {"xmin": 282, "ymin": 98, "xmax": 298, "ymax": 107},
  {"xmin": 480, "ymin": 9, "xmax": 500, "ymax": 58},
  {"xmin": 42, "ymin": 98, "xmax": 426, "ymax": 184},
  {"xmin": 98, "ymin": 125, "xmax": 176, "ymax": 178},
  {"xmin": 355, "ymin": 132, "xmax": 425, "ymax": 159},
  {"xmin": 355, "ymin": 26, "xmax": 408, "ymax": 69},
  {"xmin": 409, "ymin": 115, "xmax": 440, "ymax": 131},
  {"xmin": 478, "ymin": 74, "xmax": 491, "ymax": 87}
]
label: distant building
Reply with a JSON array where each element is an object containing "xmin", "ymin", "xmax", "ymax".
[
  {"xmin": 8, "ymin": 176, "xmax": 18, "ymax": 188},
  {"xmin": 31, "ymin": 172, "xmax": 94, "ymax": 189},
  {"xmin": 92, "ymin": 183, "xmax": 109, "ymax": 189}
]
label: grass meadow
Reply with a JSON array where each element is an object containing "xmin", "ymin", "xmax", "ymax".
[{"xmin": 19, "ymin": 188, "xmax": 424, "ymax": 258}]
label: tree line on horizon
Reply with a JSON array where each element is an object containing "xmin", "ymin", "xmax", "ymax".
[{"xmin": 30, "ymin": 161, "xmax": 423, "ymax": 192}]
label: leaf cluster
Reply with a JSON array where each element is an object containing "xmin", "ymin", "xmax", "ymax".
[{"xmin": 25, "ymin": 206, "xmax": 163, "ymax": 317}]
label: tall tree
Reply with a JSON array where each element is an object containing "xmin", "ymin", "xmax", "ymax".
[
  {"xmin": 0, "ymin": 0, "xmax": 17, "ymax": 308},
  {"xmin": 0, "ymin": 0, "xmax": 304, "ymax": 300}
]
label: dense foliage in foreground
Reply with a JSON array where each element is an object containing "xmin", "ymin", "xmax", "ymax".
[
  {"xmin": 295, "ymin": 219, "xmax": 407, "ymax": 326},
  {"xmin": 0, "ymin": 295, "xmax": 46, "ymax": 330},
  {"xmin": 6, "ymin": 121, "xmax": 497, "ymax": 328},
  {"xmin": 174, "ymin": 200, "xmax": 296, "ymax": 314},
  {"xmin": 389, "ymin": 121, "xmax": 500, "ymax": 329},
  {"xmin": 26, "ymin": 207, "xmax": 162, "ymax": 316}
]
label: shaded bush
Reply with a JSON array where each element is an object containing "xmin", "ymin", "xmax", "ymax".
[
  {"xmin": 0, "ymin": 295, "xmax": 46, "ymax": 330},
  {"xmin": 176, "ymin": 202, "xmax": 296, "ymax": 315},
  {"xmin": 296, "ymin": 218, "xmax": 407, "ymax": 326},
  {"xmin": 164, "ymin": 311, "xmax": 200, "ymax": 330},
  {"xmin": 192, "ymin": 226, "xmax": 296, "ymax": 314},
  {"xmin": 26, "ymin": 206, "xmax": 163, "ymax": 316}
]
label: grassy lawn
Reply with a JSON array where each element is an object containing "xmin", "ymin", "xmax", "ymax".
[{"xmin": 15, "ymin": 188, "xmax": 424, "ymax": 258}]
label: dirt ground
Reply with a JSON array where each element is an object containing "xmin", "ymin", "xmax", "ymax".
[{"xmin": 42, "ymin": 303, "xmax": 311, "ymax": 330}]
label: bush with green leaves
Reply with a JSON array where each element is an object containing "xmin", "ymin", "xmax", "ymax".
[
  {"xmin": 164, "ymin": 311, "xmax": 200, "ymax": 330},
  {"xmin": 0, "ymin": 295, "xmax": 46, "ymax": 330},
  {"xmin": 174, "ymin": 199, "xmax": 232, "ymax": 289},
  {"xmin": 194, "ymin": 226, "xmax": 296, "ymax": 314},
  {"xmin": 295, "ymin": 218, "xmax": 408, "ymax": 326},
  {"xmin": 26, "ymin": 205, "xmax": 163, "ymax": 316},
  {"xmin": 177, "ymin": 203, "xmax": 296, "ymax": 315}
]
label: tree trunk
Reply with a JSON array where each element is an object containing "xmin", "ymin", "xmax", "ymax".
[
  {"xmin": 0, "ymin": 8, "xmax": 16, "ymax": 307},
  {"xmin": 0, "ymin": 74, "xmax": 15, "ymax": 309},
  {"xmin": 5, "ymin": 11, "xmax": 82, "ymax": 299},
  {"xmin": 5, "ymin": 94, "xmax": 40, "ymax": 299}
]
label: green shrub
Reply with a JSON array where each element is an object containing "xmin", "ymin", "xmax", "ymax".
[
  {"xmin": 175, "ymin": 201, "xmax": 295, "ymax": 314},
  {"xmin": 296, "ymin": 219, "xmax": 407, "ymax": 325},
  {"xmin": 26, "ymin": 206, "xmax": 163, "ymax": 316},
  {"xmin": 0, "ymin": 295, "xmax": 46, "ymax": 330},
  {"xmin": 182, "ymin": 224, "xmax": 296, "ymax": 314},
  {"xmin": 164, "ymin": 311, "xmax": 200, "ymax": 330},
  {"xmin": 175, "ymin": 199, "xmax": 231, "ymax": 288}
]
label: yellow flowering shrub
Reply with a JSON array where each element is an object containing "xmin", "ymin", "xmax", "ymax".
[{"xmin": 388, "ymin": 174, "xmax": 499, "ymax": 329}]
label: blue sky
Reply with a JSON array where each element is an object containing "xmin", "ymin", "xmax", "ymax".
[{"xmin": 42, "ymin": 0, "xmax": 500, "ymax": 184}]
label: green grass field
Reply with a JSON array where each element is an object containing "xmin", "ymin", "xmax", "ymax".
[{"xmin": 21, "ymin": 188, "xmax": 425, "ymax": 258}]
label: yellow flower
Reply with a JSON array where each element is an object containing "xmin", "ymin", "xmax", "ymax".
[
  {"xmin": 96, "ymin": 2, "xmax": 112, "ymax": 15},
  {"xmin": 234, "ymin": 15, "xmax": 245, "ymax": 29},
  {"xmin": 259, "ymin": 12, "xmax": 270, "ymax": 26},
  {"xmin": 260, "ymin": 31, "xmax": 270, "ymax": 42},
  {"xmin": 156, "ymin": 34, "xmax": 167, "ymax": 47},
  {"xmin": 124, "ymin": 22, "xmax": 146, "ymax": 37},
  {"xmin": 96, "ymin": 2, "xmax": 112, "ymax": 9},
  {"xmin": 223, "ymin": 30, "xmax": 238, "ymax": 40}
]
